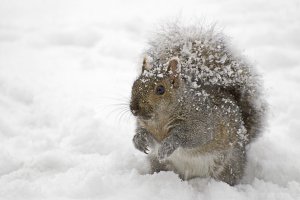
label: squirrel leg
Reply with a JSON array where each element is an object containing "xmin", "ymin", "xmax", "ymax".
[
  {"xmin": 215, "ymin": 145, "xmax": 246, "ymax": 186},
  {"xmin": 157, "ymin": 127, "xmax": 184, "ymax": 160},
  {"xmin": 157, "ymin": 123, "xmax": 201, "ymax": 160},
  {"xmin": 133, "ymin": 127, "xmax": 153, "ymax": 154},
  {"xmin": 148, "ymin": 154, "xmax": 168, "ymax": 173}
]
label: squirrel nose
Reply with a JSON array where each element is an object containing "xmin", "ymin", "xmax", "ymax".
[{"xmin": 130, "ymin": 101, "xmax": 140, "ymax": 116}]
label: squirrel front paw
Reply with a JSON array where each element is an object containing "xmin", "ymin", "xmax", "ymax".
[
  {"xmin": 158, "ymin": 140, "xmax": 178, "ymax": 160},
  {"xmin": 133, "ymin": 132, "xmax": 149, "ymax": 154}
]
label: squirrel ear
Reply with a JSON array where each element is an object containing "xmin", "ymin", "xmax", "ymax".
[
  {"xmin": 167, "ymin": 57, "xmax": 180, "ymax": 74},
  {"xmin": 142, "ymin": 56, "xmax": 151, "ymax": 73},
  {"xmin": 167, "ymin": 57, "xmax": 181, "ymax": 88}
]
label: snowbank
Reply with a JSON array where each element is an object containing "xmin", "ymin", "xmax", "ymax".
[{"xmin": 0, "ymin": 0, "xmax": 300, "ymax": 199}]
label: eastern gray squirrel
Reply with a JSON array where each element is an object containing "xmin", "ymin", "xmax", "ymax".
[{"xmin": 130, "ymin": 23, "xmax": 266, "ymax": 185}]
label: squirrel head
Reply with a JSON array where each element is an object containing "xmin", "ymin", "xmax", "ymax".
[{"xmin": 130, "ymin": 57, "xmax": 182, "ymax": 120}]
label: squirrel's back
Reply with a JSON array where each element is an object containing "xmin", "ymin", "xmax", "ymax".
[{"xmin": 144, "ymin": 23, "xmax": 266, "ymax": 144}]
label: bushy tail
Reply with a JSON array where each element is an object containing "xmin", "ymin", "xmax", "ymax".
[{"xmin": 230, "ymin": 80, "xmax": 267, "ymax": 144}]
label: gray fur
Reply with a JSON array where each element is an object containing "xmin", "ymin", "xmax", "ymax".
[{"xmin": 130, "ymin": 24, "xmax": 266, "ymax": 185}]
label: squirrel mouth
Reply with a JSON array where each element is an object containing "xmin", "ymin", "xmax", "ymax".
[
  {"xmin": 132, "ymin": 112, "xmax": 152, "ymax": 120},
  {"xmin": 132, "ymin": 110, "xmax": 153, "ymax": 120},
  {"xmin": 130, "ymin": 103, "xmax": 153, "ymax": 120},
  {"xmin": 139, "ymin": 114, "xmax": 152, "ymax": 120}
]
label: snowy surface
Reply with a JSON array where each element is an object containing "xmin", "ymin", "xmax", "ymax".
[{"xmin": 0, "ymin": 0, "xmax": 300, "ymax": 199}]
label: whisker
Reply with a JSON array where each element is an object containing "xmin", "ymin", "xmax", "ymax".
[
  {"xmin": 115, "ymin": 108, "xmax": 133, "ymax": 125},
  {"xmin": 86, "ymin": 94, "xmax": 134, "ymax": 125},
  {"xmin": 96, "ymin": 95, "xmax": 131, "ymax": 103}
]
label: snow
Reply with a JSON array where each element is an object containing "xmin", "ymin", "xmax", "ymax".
[
  {"xmin": 145, "ymin": 23, "xmax": 256, "ymax": 90},
  {"xmin": 0, "ymin": 0, "xmax": 300, "ymax": 199}
]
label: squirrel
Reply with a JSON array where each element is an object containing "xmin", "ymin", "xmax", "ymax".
[{"xmin": 130, "ymin": 24, "xmax": 266, "ymax": 186}]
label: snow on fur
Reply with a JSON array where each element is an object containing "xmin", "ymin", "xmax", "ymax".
[
  {"xmin": 141, "ymin": 23, "xmax": 266, "ymax": 144},
  {"xmin": 0, "ymin": 0, "xmax": 300, "ymax": 199}
]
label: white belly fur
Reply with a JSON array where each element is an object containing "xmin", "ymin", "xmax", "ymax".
[
  {"xmin": 169, "ymin": 148, "xmax": 221, "ymax": 180},
  {"xmin": 151, "ymin": 144, "xmax": 226, "ymax": 180}
]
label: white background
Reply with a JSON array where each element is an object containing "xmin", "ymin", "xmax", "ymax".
[{"xmin": 0, "ymin": 0, "xmax": 300, "ymax": 199}]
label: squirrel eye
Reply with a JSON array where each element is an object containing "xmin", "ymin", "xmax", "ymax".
[{"xmin": 156, "ymin": 85, "xmax": 165, "ymax": 95}]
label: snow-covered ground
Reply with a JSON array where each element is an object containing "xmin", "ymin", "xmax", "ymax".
[{"xmin": 0, "ymin": 0, "xmax": 300, "ymax": 199}]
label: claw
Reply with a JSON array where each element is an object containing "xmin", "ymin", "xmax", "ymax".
[
  {"xmin": 144, "ymin": 147, "xmax": 149, "ymax": 154},
  {"xmin": 133, "ymin": 132, "xmax": 151, "ymax": 154}
]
